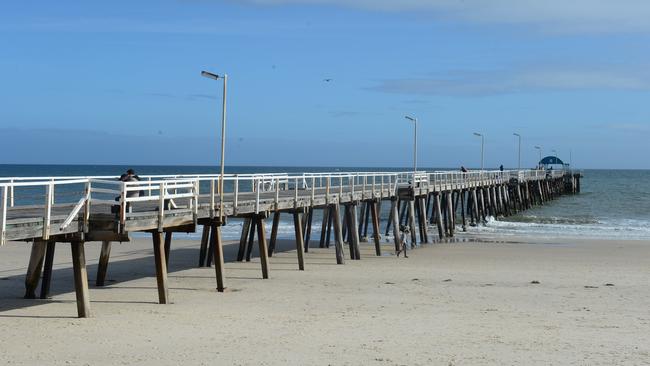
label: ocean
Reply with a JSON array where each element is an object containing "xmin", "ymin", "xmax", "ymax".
[{"xmin": 1, "ymin": 164, "xmax": 648, "ymax": 241}]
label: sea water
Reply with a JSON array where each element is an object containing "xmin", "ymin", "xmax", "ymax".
[{"xmin": 1, "ymin": 165, "xmax": 648, "ymax": 241}]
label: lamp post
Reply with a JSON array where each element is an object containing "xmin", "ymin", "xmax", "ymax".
[
  {"xmin": 513, "ymin": 133, "xmax": 521, "ymax": 170},
  {"xmin": 534, "ymin": 146, "xmax": 542, "ymax": 168},
  {"xmin": 473, "ymin": 132, "xmax": 484, "ymax": 170},
  {"xmin": 405, "ymin": 116, "xmax": 417, "ymax": 186},
  {"xmin": 201, "ymin": 70, "xmax": 228, "ymax": 223}
]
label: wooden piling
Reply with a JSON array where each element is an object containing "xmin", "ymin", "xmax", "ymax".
[
  {"xmin": 95, "ymin": 241, "xmax": 112, "ymax": 286},
  {"xmin": 237, "ymin": 217, "xmax": 252, "ymax": 261},
  {"xmin": 268, "ymin": 211, "xmax": 281, "ymax": 256},
  {"xmin": 211, "ymin": 222, "xmax": 225, "ymax": 291},
  {"xmin": 331, "ymin": 204, "xmax": 345, "ymax": 264},
  {"xmin": 245, "ymin": 218, "xmax": 257, "ymax": 262},
  {"xmin": 71, "ymin": 241, "xmax": 91, "ymax": 317},
  {"xmin": 460, "ymin": 190, "xmax": 467, "ymax": 231},
  {"xmin": 390, "ymin": 198, "xmax": 402, "ymax": 252},
  {"xmin": 164, "ymin": 232, "xmax": 172, "ymax": 268},
  {"xmin": 319, "ymin": 206, "xmax": 329, "ymax": 248},
  {"xmin": 434, "ymin": 193, "xmax": 444, "ymax": 239},
  {"xmin": 407, "ymin": 200, "xmax": 417, "ymax": 246},
  {"xmin": 24, "ymin": 240, "xmax": 46, "ymax": 299},
  {"xmin": 198, "ymin": 224, "xmax": 210, "ymax": 267},
  {"xmin": 292, "ymin": 211, "xmax": 306, "ymax": 271},
  {"xmin": 151, "ymin": 232, "xmax": 169, "ymax": 304},
  {"xmin": 446, "ymin": 191, "xmax": 454, "ymax": 237},
  {"xmin": 40, "ymin": 241, "xmax": 56, "ymax": 299},
  {"xmin": 255, "ymin": 216, "xmax": 270, "ymax": 279},
  {"xmin": 369, "ymin": 200, "xmax": 382, "ymax": 256}
]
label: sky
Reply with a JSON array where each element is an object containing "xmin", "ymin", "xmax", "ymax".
[{"xmin": 1, "ymin": 0, "xmax": 649, "ymax": 169}]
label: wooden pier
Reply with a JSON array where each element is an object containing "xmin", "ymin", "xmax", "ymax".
[{"xmin": 0, "ymin": 169, "xmax": 581, "ymax": 317}]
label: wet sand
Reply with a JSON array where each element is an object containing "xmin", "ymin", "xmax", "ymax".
[{"xmin": 0, "ymin": 235, "xmax": 649, "ymax": 365}]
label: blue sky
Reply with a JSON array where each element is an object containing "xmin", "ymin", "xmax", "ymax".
[{"xmin": 1, "ymin": 0, "xmax": 649, "ymax": 169}]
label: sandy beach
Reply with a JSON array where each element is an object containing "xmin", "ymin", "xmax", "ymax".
[{"xmin": 0, "ymin": 235, "xmax": 648, "ymax": 365}]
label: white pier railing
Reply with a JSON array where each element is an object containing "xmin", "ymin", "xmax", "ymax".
[{"xmin": 0, "ymin": 169, "xmax": 572, "ymax": 245}]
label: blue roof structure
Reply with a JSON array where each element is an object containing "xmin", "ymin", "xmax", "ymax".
[{"xmin": 539, "ymin": 156, "xmax": 565, "ymax": 165}]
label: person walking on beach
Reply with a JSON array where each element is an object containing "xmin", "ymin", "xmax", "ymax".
[
  {"xmin": 460, "ymin": 166, "xmax": 468, "ymax": 173},
  {"xmin": 499, "ymin": 165, "xmax": 504, "ymax": 171},
  {"xmin": 396, "ymin": 224, "xmax": 410, "ymax": 258}
]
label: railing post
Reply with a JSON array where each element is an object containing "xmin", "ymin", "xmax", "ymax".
[
  {"xmin": 234, "ymin": 175, "xmax": 239, "ymax": 214},
  {"xmin": 193, "ymin": 180, "xmax": 199, "ymax": 223},
  {"xmin": 119, "ymin": 182, "xmax": 127, "ymax": 228},
  {"xmin": 311, "ymin": 176, "xmax": 315, "ymax": 204},
  {"xmin": 43, "ymin": 183, "xmax": 53, "ymax": 240},
  {"xmin": 294, "ymin": 177, "xmax": 299, "ymax": 208},
  {"xmin": 158, "ymin": 182, "xmax": 165, "ymax": 232},
  {"xmin": 83, "ymin": 181, "xmax": 91, "ymax": 233},
  {"xmin": 255, "ymin": 180, "xmax": 261, "ymax": 214},
  {"xmin": 9, "ymin": 179, "xmax": 14, "ymax": 207},
  {"xmin": 274, "ymin": 177, "xmax": 280, "ymax": 209},
  {"xmin": 209, "ymin": 179, "xmax": 215, "ymax": 219},
  {"xmin": 1, "ymin": 186, "xmax": 7, "ymax": 246},
  {"xmin": 326, "ymin": 176, "xmax": 331, "ymax": 204}
]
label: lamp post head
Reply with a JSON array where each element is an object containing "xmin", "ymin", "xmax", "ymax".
[
  {"xmin": 201, "ymin": 71, "xmax": 220, "ymax": 80},
  {"xmin": 473, "ymin": 132, "xmax": 482, "ymax": 137},
  {"xmin": 513, "ymin": 133, "xmax": 520, "ymax": 137},
  {"xmin": 534, "ymin": 146, "xmax": 541, "ymax": 150},
  {"xmin": 405, "ymin": 115, "xmax": 416, "ymax": 122}
]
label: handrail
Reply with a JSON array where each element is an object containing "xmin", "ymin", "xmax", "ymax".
[{"xmin": 0, "ymin": 168, "xmax": 575, "ymax": 243}]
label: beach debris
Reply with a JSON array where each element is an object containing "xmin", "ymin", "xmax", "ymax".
[
  {"xmin": 411, "ymin": 278, "xmax": 420, "ymax": 281},
  {"xmin": 481, "ymin": 283, "xmax": 495, "ymax": 287},
  {"xmin": 605, "ymin": 283, "xmax": 615, "ymax": 286},
  {"xmin": 530, "ymin": 280, "xmax": 540, "ymax": 284},
  {"xmin": 384, "ymin": 281, "xmax": 395, "ymax": 285},
  {"xmin": 443, "ymin": 279, "xmax": 452, "ymax": 282},
  {"xmin": 584, "ymin": 285, "xmax": 599, "ymax": 289}
]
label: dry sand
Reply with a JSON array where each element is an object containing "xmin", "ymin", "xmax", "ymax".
[{"xmin": 1, "ymin": 235, "xmax": 649, "ymax": 365}]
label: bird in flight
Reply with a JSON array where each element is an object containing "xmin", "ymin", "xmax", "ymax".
[{"xmin": 323, "ymin": 78, "xmax": 333, "ymax": 82}]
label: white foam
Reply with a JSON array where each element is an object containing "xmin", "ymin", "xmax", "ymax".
[{"xmin": 464, "ymin": 216, "xmax": 650, "ymax": 240}]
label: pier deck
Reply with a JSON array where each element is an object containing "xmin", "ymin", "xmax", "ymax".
[{"xmin": 0, "ymin": 169, "xmax": 581, "ymax": 317}]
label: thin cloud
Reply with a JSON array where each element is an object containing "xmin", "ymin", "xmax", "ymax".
[
  {"xmin": 367, "ymin": 68, "xmax": 650, "ymax": 96},
  {"xmin": 236, "ymin": 0, "xmax": 650, "ymax": 34}
]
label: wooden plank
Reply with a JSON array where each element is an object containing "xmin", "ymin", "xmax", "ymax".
[
  {"xmin": 255, "ymin": 216, "xmax": 270, "ymax": 279},
  {"xmin": 71, "ymin": 241, "xmax": 91, "ymax": 318},
  {"xmin": 39, "ymin": 241, "xmax": 56, "ymax": 299},
  {"xmin": 292, "ymin": 211, "xmax": 305, "ymax": 270},
  {"xmin": 24, "ymin": 240, "xmax": 46, "ymax": 299},
  {"xmin": 95, "ymin": 241, "xmax": 112, "ymax": 286},
  {"xmin": 151, "ymin": 232, "xmax": 169, "ymax": 304}
]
